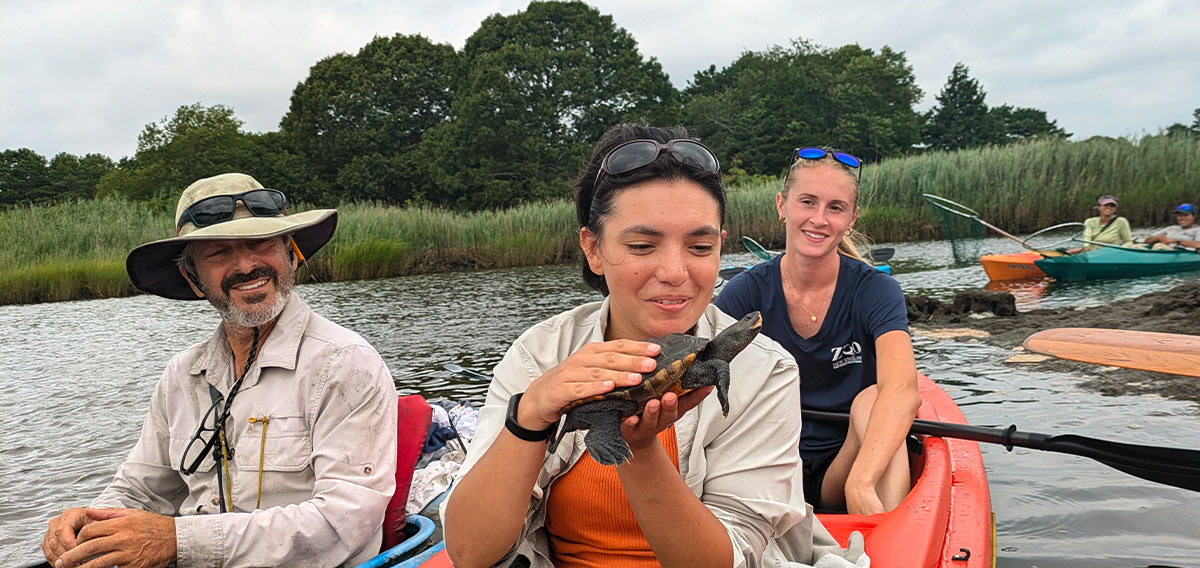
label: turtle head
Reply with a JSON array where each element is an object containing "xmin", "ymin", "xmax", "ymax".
[{"xmin": 706, "ymin": 311, "xmax": 762, "ymax": 362}]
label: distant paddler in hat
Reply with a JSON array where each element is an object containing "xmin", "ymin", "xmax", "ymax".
[
  {"xmin": 41, "ymin": 173, "xmax": 397, "ymax": 568},
  {"xmin": 1081, "ymin": 195, "xmax": 1132, "ymax": 250},
  {"xmin": 1141, "ymin": 203, "xmax": 1200, "ymax": 250}
]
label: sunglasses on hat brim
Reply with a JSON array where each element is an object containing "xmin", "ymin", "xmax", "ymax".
[
  {"xmin": 595, "ymin": 139, "xmax": 720, "ymax": 185},
  {"xmin": 176, "ymin": 189, "xmax": 289, "ymax": 232}
]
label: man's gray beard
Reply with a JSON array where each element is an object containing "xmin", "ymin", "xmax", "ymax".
[{"xmin": 207, "ymin": 268, "xmax": 295, "ymax": 328}]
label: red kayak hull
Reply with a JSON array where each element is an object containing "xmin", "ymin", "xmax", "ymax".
[{"xmin": 817, "ymin": 374, "xmax": 994, "ymax": 567}]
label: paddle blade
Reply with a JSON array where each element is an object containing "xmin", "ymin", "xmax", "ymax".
[
  {"xmin": 442, "ymin": 363, "xmax": 492, "ymax": 381},
  {"xmin": 1039, "ymin": 434, "xmax": 1200, "ymax": 493},
  {"xmin": 868, "ymin": 247, "xmax": 895, "ymax": 263},
  {"xmin": 740, "ymin": 236, "xmax": 777, "ymax": 261},
  {"xmin": 1024, "ymin": 328, "xmax": 1200, "ymax": 377}
]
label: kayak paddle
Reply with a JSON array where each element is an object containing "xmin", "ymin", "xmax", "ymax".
[
  {"xmin": 447, "ymin": 362, "xmax": 1200, "ymax": 492},
  {"xmin": 740, "ymin": 236, "xmax": 777, "ymax": 261},
  {"xmin": 1023, "ymin": 328, "xmax": 1200, "ymax": 378},
  {"xmin": 804, "ymin": 410, "xmax": 1200, "ymax": 493},
  {"xmin": 443, "ymin": 363, "xmax": 492, "ymax": 381}
]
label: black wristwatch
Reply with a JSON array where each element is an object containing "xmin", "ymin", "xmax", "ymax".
[{"xmin": 505, "ymin": 392, "xmax": 558, "ymax": 442}]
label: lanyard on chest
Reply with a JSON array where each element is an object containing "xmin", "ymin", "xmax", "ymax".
[{"xmin": 210, "ymin": 326, "xmax": 263, "ymax": 513}]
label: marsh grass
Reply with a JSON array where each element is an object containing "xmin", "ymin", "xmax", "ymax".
[
  {"xmin": 6, "ymin": 135, "xmax": 1200, "ymax": 304},
  {"xmin": 0, "ymin": 260, "xmax": 135, "ymax": 305}
]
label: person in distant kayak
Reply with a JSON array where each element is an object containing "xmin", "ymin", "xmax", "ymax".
[
  {"xmin": 1141, "ymin": 203, "xmax": 1200, "ymax": 249},
  {"xmin": 442, "ymin": 125, "xmax": 864, "ymax": 567},
  {"xmin": 1081, "ymin": 194, "xmax": 1133, "ymax": 249},
  {"xmin": 41, "ymin": 174, "xmax": 397, "ymax": 568},
  {"xmin": 716, "ymin": 147, "xmax": 920, "ymax": 516}
]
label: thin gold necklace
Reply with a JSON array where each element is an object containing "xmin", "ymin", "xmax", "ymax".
[{"xmin": 782, "ymin": 274, "xmax": 819, "ymax": 322}]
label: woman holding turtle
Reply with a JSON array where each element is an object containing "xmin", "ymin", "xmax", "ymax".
[
  {"xmin": 715, "ymin": 147, "xmax": 920, "ymax": 516},
  {"xmin": 443, "ymin": 125, "xmax": 833, "ymax": 567}
]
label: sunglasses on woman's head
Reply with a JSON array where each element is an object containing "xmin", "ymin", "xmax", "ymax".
[
  {"xmin": 176, "ymin": 189, "xmax": 289, "ymax": 231},
  {"xmin": 793, "ymin": 147, "xmax": 862, "ymax": 177},
  {"xmin": 595, "ymin": 139, "xmax": 720, "ymax": 185}
]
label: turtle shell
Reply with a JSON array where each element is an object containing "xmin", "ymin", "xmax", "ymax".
[{"xmin": 561, "ymin": 333, "xmax": 709, "ymax": 412}]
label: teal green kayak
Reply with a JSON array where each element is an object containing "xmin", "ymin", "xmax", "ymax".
[{"xmin": 1034, "ymin": 246, "xmax": 1200, "ymax": 282}]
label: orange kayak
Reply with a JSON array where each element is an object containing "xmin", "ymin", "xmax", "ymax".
[
  {"xmin": 818, "ymin": 374, "xmax": 994, "ymax": 567},
  {"xmin": 980, "ymin": 251, "xmax": 1044, "ymax": 280}
]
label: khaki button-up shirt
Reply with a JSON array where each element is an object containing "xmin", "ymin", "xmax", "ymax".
[{"xmin": 91, "ymin": 293, "xmax": 397, "ymax": 567}]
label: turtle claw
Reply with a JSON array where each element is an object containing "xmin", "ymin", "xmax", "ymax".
[{"xmin": 588, "ymin": 440, "xmax": 632, "ymax": 466}]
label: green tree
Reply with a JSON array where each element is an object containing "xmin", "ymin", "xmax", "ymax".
[
  {"xmin": 682, "ymin": 40, "xmax": 923, "ymax": 174},
  {"xmin": 280, "ymin": 34, "xmax": 459, "ymax": 204},
  {"xmin": 94, "ymin": 103, "xmax": 304, "ymax": 203},
  {"xmin": 0, "ymin": 148, "xmax": 49, "ymax": 206},
  {"xmin": 424, "ymin": 0, "xmax": 681, "ymax": 210},
  {"xmin": 989, "ymin": 104, "xmax": 1070, "ymax": 141},
  {"xmin": 922, "ymin": 63, "xmax": 1002, "ymax": 151},
  {"xmin": 1164, "ymin": 123, "xmax": 1194, "ymax": 138},
  {"xmin": 46, "ymin": 152, "xmax": 116, "ymax": 201}
]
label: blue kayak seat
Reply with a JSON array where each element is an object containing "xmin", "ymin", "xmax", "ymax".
[{"xmin": 356, "ymin": 514, "xmax": 436, "ymax": 568}]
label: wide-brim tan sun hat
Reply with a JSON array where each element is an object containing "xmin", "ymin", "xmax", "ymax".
[{"xmin": 126, "ymin": 173, "xmax": 337, "ymax": 300}]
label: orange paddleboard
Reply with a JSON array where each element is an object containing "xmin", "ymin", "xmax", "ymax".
[{"xmin": 1023, "ymin": 328, "xmax": 1200, "ymax": 377}]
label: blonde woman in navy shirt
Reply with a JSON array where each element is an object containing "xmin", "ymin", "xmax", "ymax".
[{"xmin": 716, "ymin": 147, "xmax": 920, "ymax": 515}]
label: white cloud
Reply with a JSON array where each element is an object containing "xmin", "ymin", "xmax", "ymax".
[{"xmin": 2, "ymin": 0, "xmax": 1198, "ymax": 159}]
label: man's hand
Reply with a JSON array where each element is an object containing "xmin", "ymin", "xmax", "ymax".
[
  {"xmin": 42, "ymin": 508, "xmax": 91, "ymax": 564},
  {"xmin": 54, "ymin": 508, "xmax": 176, "ymax": 568}
]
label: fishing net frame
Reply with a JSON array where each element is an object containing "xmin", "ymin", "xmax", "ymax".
[{"xmin": 922, "ymin": 194, "xmax": 987, "ymax": 264}]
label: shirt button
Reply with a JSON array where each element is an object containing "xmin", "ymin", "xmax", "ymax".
[
  {"xmin": 212, "ymin": 497, "xmax": 220, "ymax": 505},
  {"xmin": 363, "ymin": 466, "xmax": 373, "ymax": 475}
]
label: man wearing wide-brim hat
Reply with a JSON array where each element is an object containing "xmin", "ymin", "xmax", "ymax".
[{"xmin": 41, "ymin": 173, "xmax": 397, "ymax": 567}]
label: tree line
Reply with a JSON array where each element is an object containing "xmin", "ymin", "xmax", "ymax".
[{"xmin": 2, "ymin": 0, "xmax": 1162, "ymax": 213}]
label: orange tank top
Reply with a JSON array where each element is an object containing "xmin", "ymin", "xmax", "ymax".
[{"xmin": 543, "ymin": 427, "xmax": 680, "ymax": 568}]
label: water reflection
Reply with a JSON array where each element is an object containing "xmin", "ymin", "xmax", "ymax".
[{"xmin": 2, "ymin": 242, "xmax": 1199, "ymax": 566}]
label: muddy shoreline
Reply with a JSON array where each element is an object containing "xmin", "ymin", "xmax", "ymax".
[{"xmin": 906, "ymin": 283, "xmax": 1200, "ymax": 404}]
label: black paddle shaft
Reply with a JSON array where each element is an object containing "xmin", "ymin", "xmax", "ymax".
[{"xmin": 803, "ymin": 410, "xmax": 1200, "ymax": 493}]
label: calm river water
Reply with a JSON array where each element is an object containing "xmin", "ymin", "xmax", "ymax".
[{"xmin": 2, "ymin": 237, "xmax": 1198, "ymax": 567}]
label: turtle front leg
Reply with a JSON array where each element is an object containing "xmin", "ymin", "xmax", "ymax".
[{"xmin": 682, "ymin": 360, "xmax": 731, "ymax": 416}]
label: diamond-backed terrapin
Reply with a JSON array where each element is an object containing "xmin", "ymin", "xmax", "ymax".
[{"xmin": 547, "ymin": 311, "xmax": 762, "ymax": 465}]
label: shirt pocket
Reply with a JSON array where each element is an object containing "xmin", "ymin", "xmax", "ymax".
[{"xmin": 234, "ymin": 413, "xmax": 311, "ymax": 473}]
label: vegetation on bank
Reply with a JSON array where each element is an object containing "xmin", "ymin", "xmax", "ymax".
[{"xmin": 4, "ymin": 135, "xmax": 1200, "ymax": 306}]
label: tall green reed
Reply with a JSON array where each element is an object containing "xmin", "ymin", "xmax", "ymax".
[{"xmin": 6, "ymin": 135, "xmax": 1199, "ymax": 305}]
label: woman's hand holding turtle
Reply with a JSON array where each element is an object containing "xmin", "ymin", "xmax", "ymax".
[
  {"xmin": 621, "ymin": 386, "xmax": 712, "ymax": 455},
  {"xmin": 518, "ymin": 339, "xmax": 660, "ymax": 431}
]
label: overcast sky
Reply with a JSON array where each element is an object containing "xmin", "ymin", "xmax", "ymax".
[{"xmin": 3, "ymin": 0, "xmax": 1198, "ymax": 161}]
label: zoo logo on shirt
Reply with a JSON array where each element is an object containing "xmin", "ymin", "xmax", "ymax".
[{"xmin": 831, "ymin": 341, "xmax": 863, "ymax": 369}]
